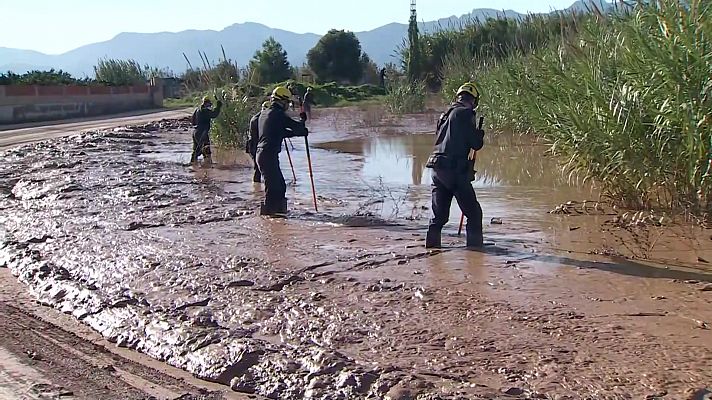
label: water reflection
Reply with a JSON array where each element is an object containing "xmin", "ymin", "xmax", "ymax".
[{"xmin": 318, "ymin": 133, "xmax": 577, "ymax": 189}]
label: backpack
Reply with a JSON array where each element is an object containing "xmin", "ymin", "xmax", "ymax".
[{"xmin": 191, "ymin": 108, "xmax": 199, "ymax": 126}]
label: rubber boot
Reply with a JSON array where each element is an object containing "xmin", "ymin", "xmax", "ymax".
[
  {"xmin": 260, "ymin": 199, "xmax": 288, "ymax": 217},
  {"xmin": 275, "ymin": 199, "xmax": 288, "ymax": 215},
  {"xmin": 259, "ymin": 202, "xmax": 270, "ymax": 216},
  {"xmin": 466, "ymin": 229, "xmax": 484, "ymax": 249},
  {"xmin": 425, "ymin": 228, "xmax": 442, "ymax": 249}
]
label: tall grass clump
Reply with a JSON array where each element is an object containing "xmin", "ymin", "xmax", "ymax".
[
  {"xmin": 407, "ymin": 11, "xmax": 583, "ymax": 90},
  {"xmin": 182, "ymin": 48, "xmax": 261, "ymax": 149},
  {"xmin": 209, "ymin": 86, "xmax": 260, "ymax": 148},
  {"xmin": 384, "ymin": 80, "xmax": 426, "ymax": 114},
  {"xmin": 441, "ymin": 0, "xmax": 712, "ymax": 213},
  {"xmin": 94, "ymin": 58, "xmax": 170, "ymax": 85},
  {"xmin": 517, "ymin": 1, "xmax": 710, "ymax": 212},
  {"xmin": 434, "ymin": 11, "xmax": 584, "ymax": 129}
]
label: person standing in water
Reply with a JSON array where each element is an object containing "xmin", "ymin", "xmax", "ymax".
[
  {"xmin": 190, "ymin": 96, "xmax": 222, "ymax": 163},
  {"xmin": 425, "ymin": 82, "xmax": 485, "ymax": 249},
  {"xmin": 302, "ymin": 87, "xmax": 316, "ymax": 121},
  {"xmin": 256, "ymin": 86, "xmax": 308, "ymax": 216},
  {"xmin": 246, "ymin": 101, "xmax": 270, "ymax": 183}
]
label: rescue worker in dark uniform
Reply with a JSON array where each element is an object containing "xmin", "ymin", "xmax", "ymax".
[
  {"xmin": 425, "ymin": 82, "xmax": 485, "ymax": 249},
  {"xmin": 303, "ymin": 87, "xmax": 316, "ymax": 121},
  {"xmin": 287, "ymin": 83, "xmax": 300, "ymax": 111},
  {"xmin": 246, "ymin": 101, "xmax": 270, "ymax": 183},
  {"xmin": 190, "ymin": 96, "xmax": 222, "ymax": 163},
  {"xmin": 256, "ymin": 86, "xmax": 309, "ymax": 216}
]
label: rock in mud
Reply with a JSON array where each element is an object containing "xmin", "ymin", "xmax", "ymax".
[{"xmin": 503, "ymin": 387, "xmax": 525, "ymax": 396}]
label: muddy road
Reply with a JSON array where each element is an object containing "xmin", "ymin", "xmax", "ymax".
[
  {"xmin": 0, "ymin": 108, "xmax": 192, "ymax": 149},
  {"xmin": 1, "ymin": 107, "xmax": 711, "ymax": 399}
]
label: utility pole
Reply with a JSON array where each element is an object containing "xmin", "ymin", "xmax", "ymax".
[{"xmin": 407, "ymin": 0, "xmax": 420, "ymax": 83}]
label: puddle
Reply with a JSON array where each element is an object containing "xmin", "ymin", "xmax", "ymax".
[
  {"xmin": 317, "ymin": 133, "xmax": 576, "ymax": 188},
  {"xmin": 311, "ymin": 133, "xmax": 599, "ymax": 232}
]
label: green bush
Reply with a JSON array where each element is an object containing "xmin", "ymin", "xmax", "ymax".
[
  {"xmin": 384, "ymin": 80, "xmax": 426, "ymax": 114},
  {"xmin": 263, "ymin": 81, "xmax": 385, "ymax": 107},
  {"xmin": 0, "ymin": 69, "xmax": 89, "ymax": 85}
]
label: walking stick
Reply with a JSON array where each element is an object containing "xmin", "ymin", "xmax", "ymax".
[
  {"xmin": 284, "ymin": 139, "xmax": 297, "ymax": 182},
  {"xmin": 458, "ymin": 116, "xmax": 485, "ymax": 236},
  {"xmin": 304, "ymin": 136, "xmax": 318, "ymax": 212},
  {"xmin": 457, "ymin": 213, "xmax": 465, "ymax": 236}
]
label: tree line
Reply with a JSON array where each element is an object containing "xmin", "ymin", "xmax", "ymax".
[{"xmin": 1, "ymin": 29, "xmax": 386, "ymax": 88}]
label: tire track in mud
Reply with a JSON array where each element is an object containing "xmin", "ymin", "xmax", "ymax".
[{"xmin": 0, "ymin": 301, "xmax": 228, "ymax": 400}]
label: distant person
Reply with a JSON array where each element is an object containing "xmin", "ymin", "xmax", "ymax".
[
  {"xmin": 190, "ymin": 96, "xmax": 222, "ymax": 163},
  {"xmin": 425, "ymin": 82, "xmax": 485, "ymax": 249},
  {"xmin": 287, "ymin": 83, "xmax": 300, "ymax": 111},
  {"xmin": 303, "ymin": 87, "xmax": 316, "ymax": 121},
  {"xmin": 256, "ymin": 86, "xmax": 309, "ymax": 216},
  {"xmin": 246, "ymin": 101, "xmax": 270, "ymax": 183},
  {"xmin": 379, "ymin": 67, "xmax": 387, "ymax": 87}
]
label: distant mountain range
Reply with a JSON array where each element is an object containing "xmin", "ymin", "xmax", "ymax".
[{"xmin": 0, "ymin": 0, "xmax": 612, "ymax": 77}]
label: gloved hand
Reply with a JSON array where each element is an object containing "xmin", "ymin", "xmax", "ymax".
[{"xmin": 299, "ymin": 111, "xmax": 307, "ymax": 121}]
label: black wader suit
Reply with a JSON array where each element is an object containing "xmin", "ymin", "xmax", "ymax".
[
  {"xmin": 425, "ymin": 102, "xmax": 485, "ymax": 248},
  {"xmin": 190, "ymin": 101, "xmax": 222, "ymax": 162},
  {"xmin": 247, "ymin": 112, "xmax": 262, "ymax": 183},
  {"xmin": 303, "ymin": 92, "xmax": 315, "ymax": 120},
  {"xmin": 256, "ymin": 104, "xmax": 308, "ymax": 215}
]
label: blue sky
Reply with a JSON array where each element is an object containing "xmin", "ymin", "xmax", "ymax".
[{"xmin": 3, "ymin": 0, "xmax": 577, "ymax": 54}]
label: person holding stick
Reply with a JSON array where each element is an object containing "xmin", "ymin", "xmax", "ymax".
[
  {"xmin": 247, "ymin": 101, "xmax": 270, "ymax": 183},
  {"xmin": 190, "ymin": 96, "xmax": 222, "ymax": 163},
  {"xmin": 424, "ymin": 82, "xmax": 485, "ymax": 249},
  {"xmin": 256, "ymin": 86, "xmax": 309, "ymax": 216}
]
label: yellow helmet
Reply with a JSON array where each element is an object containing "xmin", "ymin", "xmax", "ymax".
[
  {"xmin": 261, "ymin": 101, "xmax": 270, "ymax": 110},
  {"xmin": 202, "ymin": 95, "xmax": 212, "ymax": 104},
  {"xmin": 271, "ymin": 86, "xmax": 292, "ymax": 101},
  {"xmin": 456, "ymin": 82, "xmax": 480, "ymax": 99}
]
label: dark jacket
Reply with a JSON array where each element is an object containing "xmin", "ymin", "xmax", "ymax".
[
  {"xmin": 193, "ymin": 101, "xmax": 222, "ymax": 133},
  {"xmin": 427, "ymin": 102, "xmax": 484, "ymax": 173},
  {"xmin": 303, "ymin": 91, "xmax": 316, "ymax": 106},
  {"xmin": 257, "ymin": 104, "xmax": 308, "ymax": 155},
  {"xmin": 246, "ymin": 111, "xmax": 261, "ymax": 155}
]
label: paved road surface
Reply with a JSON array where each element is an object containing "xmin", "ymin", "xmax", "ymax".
[{"xmin": 0, "ymin": 108, "xmax": 192, "ymax": 149}]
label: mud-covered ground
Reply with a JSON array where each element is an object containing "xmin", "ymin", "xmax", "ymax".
[{"xmin": 1, "ymin": 108, "xmax": 711, "ymax": 399}]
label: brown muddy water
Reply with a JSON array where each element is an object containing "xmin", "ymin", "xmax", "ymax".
[{"xmin": 1, "ymin": 109, "xmax": 711, "ymax": 399}]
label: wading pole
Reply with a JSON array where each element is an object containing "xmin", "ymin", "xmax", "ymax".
[
  {"xmin": 284, "ymin": 139, "xmax": 297, "ymax": 182},
  {"xmin": 304, "ymin": 137, "xmax": 318, "ymax": 212},
  {"xmin": 458, "ymin": 116, "xmax": 485, "ymax": 236},
  {"xmin": 457, "ymin": 213, "xmax": 465, "ymax": 236}
]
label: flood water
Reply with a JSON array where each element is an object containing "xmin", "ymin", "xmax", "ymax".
[
  {"xmin": 316, "ymin": 133, "xmax": 594, "ymax": 224},
  {"xmin": 2, "ymin": 110, "xmax": 711, "ymax": 399},
  {"xmin": 144, "ymin": 130, "xmax": 596, "ymax": 235}
]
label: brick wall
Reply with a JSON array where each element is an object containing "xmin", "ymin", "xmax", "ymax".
[{"xmin": 0, "ymin": 83, "xmax": 164, "ymax": 125}]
